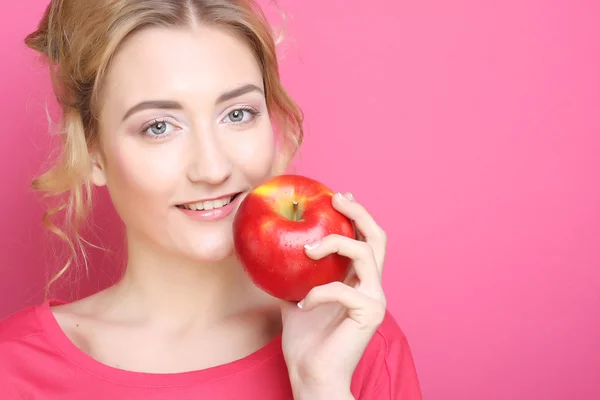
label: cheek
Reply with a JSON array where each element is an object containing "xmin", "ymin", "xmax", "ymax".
[
  {"xmin": 227, "ymin": 126, "xmax": 276, "ymax": 182},
  {"xmin": 105, "ymin": 138, "xmax": 184, "ymax": 204}
]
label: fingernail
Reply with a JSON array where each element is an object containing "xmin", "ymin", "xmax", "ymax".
[
  {"xmin": 336, "ymin": 192, "xmax": 345, "ymax": 201},
  {"xmin": 345, "ymin": 192, "xmax": 354, "ymax": 201},
  {"xmin": 297, "ymin": 300, "xmax": 304, "ymax": 309},
  {"xmin": 304, "ymin": 241, "xmax": 321, "ymax": 250}
]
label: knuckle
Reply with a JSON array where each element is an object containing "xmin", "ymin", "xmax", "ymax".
[
  {"xmin": 311, "ymin": 281, "xmax": 344, "ymax": 297},
  {"xmin": 306, "ymin": 284, "xmax": 324, "ymax": 299},
  {"xmin": 360, "ymin": 241, "xmax": 375, "ymax": 258},
  {"xmin": 327, "ymin": 281, "xmax": 347, "ymax": 293},
  {"xmin": 323, "ymin": 233, "xmax": 344, "ymax": 244},
  {"xmin": 370, "ymin": 298, "xmax": 387, "ymax": 324},
  {"xmin": 373, "ymin": 307, "xmax": 386, "ymax": 325},
  {"xmin": 376, "ymin": 227, "xmax": 387, "ymax": 243},
  {"xmin": 379, "ymin": 294, "xmax": 388, "ymax": 309}
]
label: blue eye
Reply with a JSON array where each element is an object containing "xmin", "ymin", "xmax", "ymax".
[
  {"xmin": 141, "ymin": 119, "xmax": 177, "ymax": 139},
  {"xmin": 228, "ymin": 110, "xmax": 245, "ymax": 122},
  {"xmin": 223, "ymin": 107, "xmax": 259, "ymax": 124},
  {"xmin": 149, "ymin": 121, "xmax": 167, "ymax": 135}
]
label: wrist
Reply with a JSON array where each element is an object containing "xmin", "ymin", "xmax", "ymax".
[
  {"xmin": 290, "ymin": 380, "xmax": 354, "ymax": 400},
  {"xmin": 293, "ymin": 388, "xmax": 354, "ymax": 400},
  {"xmin": 288, "ymin": 366, "xmax": 355, "ymax": 400}
]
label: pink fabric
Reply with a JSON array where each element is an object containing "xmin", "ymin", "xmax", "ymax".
[{"xmin": 0, "ymin": 300, "xmax": 421, "ymax": 399}]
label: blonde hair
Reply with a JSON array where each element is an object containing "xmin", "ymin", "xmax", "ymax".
[{"xmin": 24, "ymin": 0, "xmax": 304, "ymax": 294}]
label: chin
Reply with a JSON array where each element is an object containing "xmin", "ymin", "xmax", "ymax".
[
  {"xmin": 184, "ymin": 236, "xmax": 236, "ymax": 263},
  {"xmin": 192, "ymin": 248, "xmax": 235, "ymax": 263}
]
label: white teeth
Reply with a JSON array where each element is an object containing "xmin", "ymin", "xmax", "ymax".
[
  {"xmin": 182, "ymin": 195, "xmax": 234, "ymax": 211},
  {"xmin": 213, "ymin": 199, "xmax": 224, "ymax": 208}
]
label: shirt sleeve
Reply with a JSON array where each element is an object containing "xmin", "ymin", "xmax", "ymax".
[
  {"xmin": 354, "ymin": 311, "xmax": 423, "ymax": 400},
  {"xmin": 375, "ymin": 330, "xmax": 422, "ymax": 399},
  {"xmin": 0, "ymin": 366, "xmax": 23, "ymax": 399}
]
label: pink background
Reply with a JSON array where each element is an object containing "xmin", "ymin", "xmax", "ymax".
[{"xmin": 1, "ymin": 1, "xmax": 599, "ymax": 399}]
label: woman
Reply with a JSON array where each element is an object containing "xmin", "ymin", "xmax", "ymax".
[{"xmin": 0, "ymin": 0, "xmax": 422, "ymax": 398}]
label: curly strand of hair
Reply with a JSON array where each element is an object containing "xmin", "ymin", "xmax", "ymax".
[
  {"xmin": 32, "ymin": 106, "xmax": 94, "ymax": 298},
  {"xmin": 243, "ymin": 0, "xmax": 304, "ymax": 172}
]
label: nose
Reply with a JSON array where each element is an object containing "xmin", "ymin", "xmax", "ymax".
[{"xmin": 186, "ymin": 125, "xmax": 233, "ymax": 185}]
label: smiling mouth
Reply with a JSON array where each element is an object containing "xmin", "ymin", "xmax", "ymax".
[{"xmin": 176, "ymin": 192, "xmax": 242, "ymax": 211}]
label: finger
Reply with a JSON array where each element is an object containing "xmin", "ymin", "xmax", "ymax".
[
  {"xmin": 332, "ymin": 192, "xmax": 387, "ymax": 271},
  {"xmin": 304, "ymin": 234, "xmax": 382, "ymax": 291},
  {"xmin": 298, "ymin": 281, "xmax": 386, "ymax": 328},
  {"xmin": 343, "ymin": 269, "xmax": 359, "ymax": 288}
]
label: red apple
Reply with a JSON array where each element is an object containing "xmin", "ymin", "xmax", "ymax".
[{"xmin": 233, "ymin": 174, "xmax": 356, "ymax": 302}]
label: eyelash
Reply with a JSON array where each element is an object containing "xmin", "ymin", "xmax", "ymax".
[
  {"xmin": 138, "ymin": 107, "xmax": 261, "ymax": 140},
  {"xmin": 139, "ymin": 118, "xmax": 179, "ymax": 140},
  {"xmin": 223, "ymin": 106, "xmax": 261, "ymax": 125}
]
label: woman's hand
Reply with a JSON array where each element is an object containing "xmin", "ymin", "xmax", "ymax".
[{"xmin": 280, "ymin": 192, "xmax": 388, "ymax": 400}]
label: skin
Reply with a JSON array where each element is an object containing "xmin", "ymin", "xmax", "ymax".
[{"xmin": 51, "ymin": 22, "xmax": 388, "ymax": 400}]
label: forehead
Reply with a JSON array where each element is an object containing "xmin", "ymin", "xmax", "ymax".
[{"xmin": 100, "ymin": 25, "xmax": 264, "ymax": 110}]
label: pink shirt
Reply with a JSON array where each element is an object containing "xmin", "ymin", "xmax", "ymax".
[{"xmin": 0, "ymin": 300, "xmax": 422, "ymax": 399}]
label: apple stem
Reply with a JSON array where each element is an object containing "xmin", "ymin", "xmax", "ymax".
[{"xmin": 291, "ymin": 200, "xmax": 299, "ymax": 221}]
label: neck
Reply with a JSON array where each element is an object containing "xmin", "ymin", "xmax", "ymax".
[{"xmin": 106, "ymin": 231, "xmax": 272, "ymax": 328}]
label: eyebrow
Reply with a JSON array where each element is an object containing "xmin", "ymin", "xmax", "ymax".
[
  {"xmin": 121, "ymin": 83, "xmax": 265, "ymax": 122},
  {"xmin": 217, "ymin": 83, "xmax": 264, "ymax": 104}
]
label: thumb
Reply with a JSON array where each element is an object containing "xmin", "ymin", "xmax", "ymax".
[{"xmin": 279, "ymin": 299, "xmax": 302, "ymax": 322}]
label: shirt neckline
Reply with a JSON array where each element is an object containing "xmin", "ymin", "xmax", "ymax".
[{"xmin": 35, "ymin": 298, "xmax": 283, "ymax": 387}]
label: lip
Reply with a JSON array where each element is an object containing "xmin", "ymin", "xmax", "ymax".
[
  {"xmin": 179, "ymin": 192, "xmax": 241, "ymax": 206},
  {"xmin": 176, "ymin": 192, "xmax": 244, "ymax": 222}
]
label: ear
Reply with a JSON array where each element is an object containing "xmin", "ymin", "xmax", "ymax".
[{"xmin": 89, "ymin": 146, "xmax": 107, "ymax": 187}]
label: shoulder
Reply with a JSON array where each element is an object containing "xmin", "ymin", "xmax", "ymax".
[
  {"xmin": 0, "ymin": 303, "xmax": 45, "ymax": 344},
  {"xmin": 351, "ymin": 309, "xmax": 422, "ymax": 399},
  {"xmin": 0, "ymin": 300, "xmax": 64, "ymax": 365},
  {"xmin": 0, "ymin": 303, "xmax": 47, "ymax": 391}
]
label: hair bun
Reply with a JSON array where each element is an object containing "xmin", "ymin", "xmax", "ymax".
[{"xmin": 24, "ymin": 0, "xmax": 62, "ymax": 61}]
